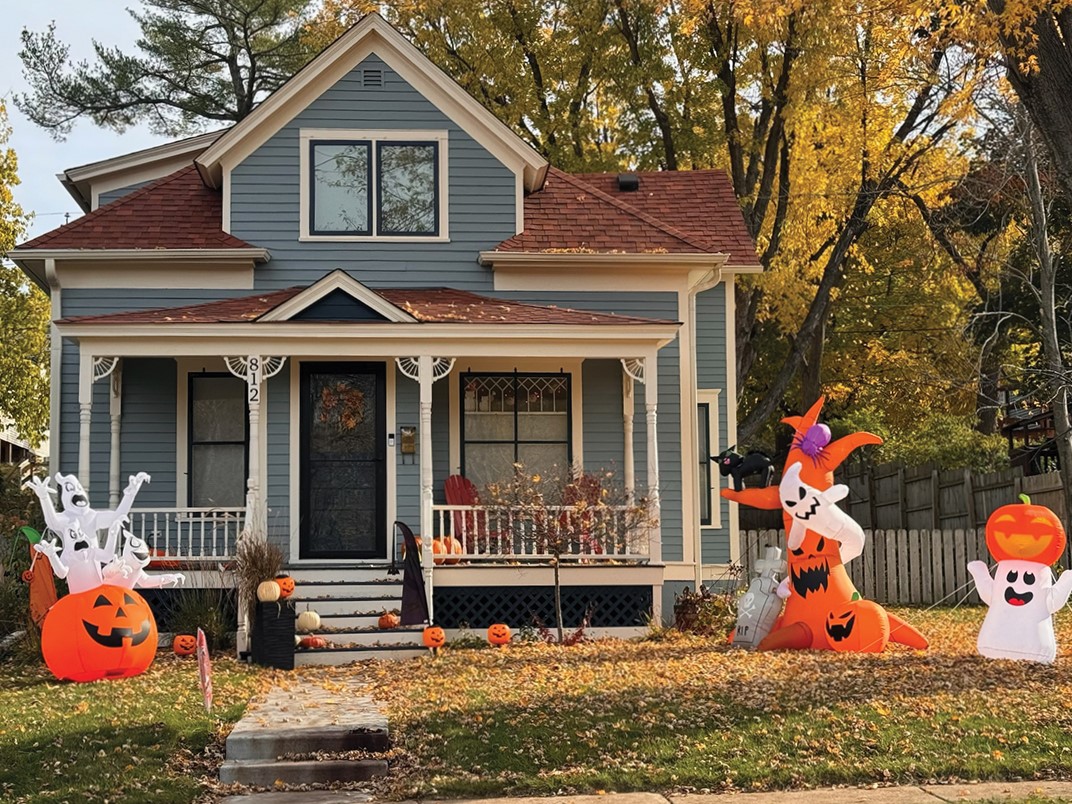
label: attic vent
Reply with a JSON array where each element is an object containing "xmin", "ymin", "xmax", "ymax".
[
  {"xmin": 617, "ymin": 173, "xmax": 639, "ymax": 191},
  {"xmin": 362, "ymin": 69, "xmax": 384, "ymax": 88}
]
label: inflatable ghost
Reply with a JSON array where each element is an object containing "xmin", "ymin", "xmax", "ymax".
[
  {"xmin": 102, "ymin": 526, "xmax": 185, "ymax": 589},
  {"xmin": 26, "ymin": 472, "xmax": 150, "ymax": 593},
  {"xmin": 968, "ymin": 497, "xmax": 1072, "ymax": 663}
]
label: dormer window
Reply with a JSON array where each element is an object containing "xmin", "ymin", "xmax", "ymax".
[{"xmin": 300, "ymin": 129, "xmax": 448, "ymax": 241}]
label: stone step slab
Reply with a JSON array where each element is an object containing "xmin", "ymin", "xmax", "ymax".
[{"xmin": 219, "ymin": 757, "xmax": 387, "ymax": 786}]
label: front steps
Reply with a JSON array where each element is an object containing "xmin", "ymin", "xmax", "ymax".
[
  {"xmin": 221, "ymin": 678, "xmax": 388, "ymax": 787},
  {"xmin": 287, "ymin": 563, "xmax": 427, "ymax": 665}
]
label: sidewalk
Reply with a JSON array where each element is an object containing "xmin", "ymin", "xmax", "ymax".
[{"xmin": 220, "ymin": 781, "xmax": 1072, "ymax": 803}]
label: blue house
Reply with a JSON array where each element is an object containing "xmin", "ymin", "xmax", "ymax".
[{"xmin": 9, "ymin": 14, "xmax": 760, "ymax": 661}]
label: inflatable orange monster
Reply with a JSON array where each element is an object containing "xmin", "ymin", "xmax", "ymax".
[{"xmin": 722, "ymin": 397, "xmax": 928, "ymax": 652}]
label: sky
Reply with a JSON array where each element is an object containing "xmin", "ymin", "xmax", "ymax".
[{"xmin": 2, "ymin": 1, "xmax": 171, "ymax": 241}]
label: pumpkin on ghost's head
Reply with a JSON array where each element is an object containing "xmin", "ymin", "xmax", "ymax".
[
  {"xmin": 986, "ymin": 496, "xmax": 1066, "ymax": 566},
  {"xmin": 172, "ymin": 633, "xmax": 197, "ymax": 656},
  {"xmin": 41, "ymin": 585, "xmax": 159, "ymax": 682}
]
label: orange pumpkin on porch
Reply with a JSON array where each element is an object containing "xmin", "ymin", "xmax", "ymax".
[
  {"xmin": 41, "ymin": 585, "xmax": 159, "ymax": 682},
  {"xmin": 985, "ymin": 495, "xmax": 1066, "ymax": 565},
  {"xmin": 378, "ymin": 610, "xmax": 400, "ymax": 629},
  {"xmin": 487, "ymin": 623, "xmax": 511, "ymax": 646},
  {"xmin": 422, "ymin": 625, "xmax": 446, "ymax": 649},
  {"xmin": 275, "ymin": 575, "xmax": 296, "ymax": 598},
  {"xmin": 432, "ymin": 535, "xmax": 463, "ymax": 565}
]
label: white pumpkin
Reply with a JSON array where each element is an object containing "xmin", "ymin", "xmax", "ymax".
[
  {"xmin": 256, "ymin": 580, "xmax": 281, "ymax": 602},
  {"xmin": 296, "ymin": 610, "xmax": 322, "ymax": 633}
]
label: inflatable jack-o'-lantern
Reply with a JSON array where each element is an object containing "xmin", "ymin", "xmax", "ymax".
[
  {"xmin": 41, "ymin": 585, "xmax": 159, "ymax": 682},
  {"xmin": 823, "ymin": 599, "xmax": 890, "ymax": 653},
  {"xmin": 968, "ymin": 496, "xmax": 1072, "ymax": 663}
]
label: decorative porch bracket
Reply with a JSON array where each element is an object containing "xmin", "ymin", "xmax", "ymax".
[
  {"xmin": 396, "ymin": 356, "xmax": 455, "ymax": 624},
  {"xmin": 620, "ymin": 356, "xmax": 661, "ymax": 566},
  {"xmin": 78, "ymin": 356, "xmax": 121, "ymax": 488},
  {"xmin": 225, "ymin": 356, "xmax": 287, "ymax": 536}
]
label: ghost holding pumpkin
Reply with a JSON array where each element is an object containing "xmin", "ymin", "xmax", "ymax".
[{"xmin": 967, "ymin": 496, "xmax": 1072, "ymax": 664}]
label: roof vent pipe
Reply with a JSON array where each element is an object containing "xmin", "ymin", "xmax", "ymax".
[{"xmin": 617, "ymin": 173, "xmax": 640, "ymax": 192}]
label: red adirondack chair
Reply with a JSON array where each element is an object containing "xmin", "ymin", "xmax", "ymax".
[
  {"xmin": 444, "ymin": 475, "xmax": 486, "ymax": 554},
  {"xmin": 562, "ymin": 472, "xmax": 605, "ymax": 556}
]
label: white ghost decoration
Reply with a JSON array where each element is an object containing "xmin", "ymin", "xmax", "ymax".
[
  {"xmin": 102, "ymin": 526, "xmax": 185, "ymax": 589},
  {"xmin": 967, "ymin": 559, "xmax": 1072, "ymax": 663},
  {"xmin": 778, "ymin": 461, "xmax": 865, "ymax": 563}
]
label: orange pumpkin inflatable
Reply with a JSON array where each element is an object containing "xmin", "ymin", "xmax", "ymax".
[
  {"xmin": 41, "ymin": 585, "xmax": 159, "ymax": 682},
  {"xmin": 722, "ymin": 396, "xmax": 928, "ymax": 652}
]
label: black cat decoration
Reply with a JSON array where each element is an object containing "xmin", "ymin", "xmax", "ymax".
[{"xmin": 713, "ymin": 447, "xmax": 774, "ymax": 492}]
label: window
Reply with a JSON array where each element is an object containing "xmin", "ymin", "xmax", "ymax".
[
  {"xmin": 698, "ymin": 390, "xmax": 721, "ymax": 527},
  {"xmin": 306, "ymin": 133, "xmax": 441, "ymax": 238},
  {"xmin": 189, "ymin": 375, "xmax": 248, "ymax": 507},
  {"xmin": 461, "ymin": 373, "xmax": 571, "ymax": 489}
]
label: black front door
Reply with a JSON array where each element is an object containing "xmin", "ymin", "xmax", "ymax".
[{"xmin": 300, "ymin": 362, "xmax": 386, "ymax": 559}]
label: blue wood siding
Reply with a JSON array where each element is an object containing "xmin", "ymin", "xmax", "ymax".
[
  {"xmin": 230, "ymin": 55, "xmax": 516, "ymax": 291},
  {"xmin": 582, "ymin": 360, "xmax": 624, "ymax": 472},
  {"xmin": 119, "ymin": 359, "xmax": 176, "ymax": 508},
  {"xmin": 266, "ymin": 369, "xmax": 290, "ymax": 557},
  {"xmin": 696, "ymin": 284, "xmax": 731, "ymax": 565}
]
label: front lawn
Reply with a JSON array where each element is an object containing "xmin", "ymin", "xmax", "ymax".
[
  {"xmin": 0, "ymin": 654, "xmax": 269, "ymax": 804},
  {"xmin": 365, "ymin": 607, "xmax": 1072, "ymax": 799}
]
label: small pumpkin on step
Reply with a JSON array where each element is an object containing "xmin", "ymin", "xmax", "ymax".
[{"xmin": 378, "ymin": 610, "xmax": 400, "ymax": 629}]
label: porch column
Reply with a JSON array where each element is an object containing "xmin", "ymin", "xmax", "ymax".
[
  {"xmin": 225, "ymin": 356, "xmax": 287, "ymax": 536},
  {"xmin": 396, "ymin": 356, "xmax": 455, "ymax": 624},
  {"xmin": 79, "ymin": 355, "xmax": 119, "ymax": 490},
  {"xmin": 622, "ymin": 372, "xmax": 635, "ymax": 504},
  {"xmin": 621, "ymin": 357, "xmax": 661, "ymax": 565},
  {"xmin": 108, "ymin": 362, "xmax": 123, "ymax": 508}
]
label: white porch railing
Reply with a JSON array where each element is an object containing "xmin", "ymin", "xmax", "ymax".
[
  {"xmin": 127, "ymin": 507, "xmax": 245, "ymax": 562},
  {"xmin": 430, "ymin": 504, "xmax": 650, "ymax": 561}
]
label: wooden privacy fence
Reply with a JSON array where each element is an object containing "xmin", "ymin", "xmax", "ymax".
[
  {"xmin": 736, "ymin": 528, "xmax": 1072, "ymax": 607},
  {"xmin": 739, "ymin": 464, "xmax": 1066, "ymax": 532}
]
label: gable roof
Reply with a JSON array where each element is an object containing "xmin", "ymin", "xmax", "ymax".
[
  {"xmin": 15, "ymin": 166, "xmax": 256, "ymax": 252},
  {"xmin": 195, "ymin": 13, "xmax": 548, "ymax": 192},
  {"xmin": 56, "ymin": 284, "xmax": 677, "ymax": 327},
  {"xmin": 492, "ymin": 168, "xmax": 759, "ymax": 266}
]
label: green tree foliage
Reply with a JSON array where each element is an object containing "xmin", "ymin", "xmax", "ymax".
[
  {"xmin": 0, "ymin": 104, "xmax": 48, "ymax": 446},
  {"xmin": 16, "ymin": 0, "xmax": 315, "ymax": 138}
]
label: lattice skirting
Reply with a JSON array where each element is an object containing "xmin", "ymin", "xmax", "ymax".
[{"xmin": 433, "ymin": 585, "xmax": 653, "ymax": 629}]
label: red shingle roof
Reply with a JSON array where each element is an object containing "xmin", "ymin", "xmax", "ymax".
[
  {"xmin": 495, "ymin": 168, "xmax": 759, "ymax": 264},
  {"xmin": 16, "ymin": 166, "xmax": 255, "ymax": 251},
  {"xmin": 58, "ymin": 286, "xmax": 678, "ymax": 327}
]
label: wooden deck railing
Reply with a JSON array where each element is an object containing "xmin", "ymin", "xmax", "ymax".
[
  {"xmin": 430, "ymin": 504, "xmax": 650, "ymax": 561},
  {"xmin": 128, "ymin": 507, "xmax": 245, "ymax": 562}
]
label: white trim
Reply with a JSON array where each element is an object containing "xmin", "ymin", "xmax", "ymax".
[
  {"xmin": 47, "ymin": 259, "xmax": 60, "ymax": 478},
  {"xmin": 447, "ymin": 358, "xmax": 584, "ymax": 478},
  {"xmin": 222, "ymin": 169, "xmax": 231, "ymax": 234},
  {"xmin": 298, "ymin": 128, "xmax": 450, "ymax": 242},
  {"xmin": 196, "ymin": 15, "xmax": 547, "ymax": 192},
  {"xmin": 677, "ymin": 285, "xmax": 698, "ymax": 572},
  {"xmin": 58, "ymin": 323, "xmax": 681, "ymax": 355},
  {"xmin": 482, "ymin": 251, "xmax": 729, "ymax": 270},
  {"xmin": 53, "ymin": 262, "xmax": 255, "ymax": 290},
  {"xmin": 515, "ymin": 174, "xmax": 524, "ymax": 236},
  {"xmin": 288, "ymin": 362, "xmax": 300, "ymax": 560},
  {"xmin": 724, "ymin": 275, "xmax": 741, "ymax": 563},
  {"xmin": 9, "ymin": 248, "xmax": 270, "ymax": 264},
  {"xmin": 259, "ymin": 269, "xmax": 418, "ymax": 323},
  {"xmin": 698, "ymin": 389, "xmax": 722, "ymax": 531}
]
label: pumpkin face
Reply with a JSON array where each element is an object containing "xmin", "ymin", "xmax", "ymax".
[
  {"xmin": 422, "ymin": 625, "xmax": 446, "ymax": 648},
  {"xmin": 41, "ymin": 585, "xmax": 158, "ymax": 682},
  {"xmin": 275, "ymin": 575, "xmax": 296, "ymax": 598},
  {"xmin": 172, "ymin": 634, "xmax": 197, "ymax": 657},
  {"xmin": 487, "ymin": 623, "xmax": 511, "ymax": 645},
  {"xmin": 823, "ymin": 600, "xmax": 889, "ymax": 653},
  {"xmin": 986, "ymin": 498, "xmax": 1066, "ymax": 566},
  {"xmin": 378, "ymin": 611, "xmax": 400, "ymax": 629}
]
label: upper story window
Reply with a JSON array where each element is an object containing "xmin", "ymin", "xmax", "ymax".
[{"xmin": 301, "ymin": 129, "xmax": 447, "ymax": 241}]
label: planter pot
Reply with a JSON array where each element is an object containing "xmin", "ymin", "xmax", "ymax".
[{"xmin": 252, "ymin": 600, "xmax": 295, "ymax": 670}]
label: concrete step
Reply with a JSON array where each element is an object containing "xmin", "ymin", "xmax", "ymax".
[
  {"xmin": 305, "ymin": 611, "xmax": 412, "ymax": 630},
  {"xmin": 284, "ymin": 564, "xmax": 401, "ymax": 583},
  {"xmin": 220, "ymin": 792, "xmax": 371, "ymax": 803},
  {"xmin": 219, "ymin": 757, "xmax": 387, "ymax": 786},
  {"xmin": 298, "ymin": 627, "xmax": 425, "ymax": 648},
  {"xmin": 226, "ymin": 724, "xmax": 388, "ymax": 762}
]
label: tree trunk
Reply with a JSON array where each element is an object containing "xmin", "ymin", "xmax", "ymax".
[
  {"xmin": 553, "ymin": 557, "xmax": 564, "ymax": 643},
  {"xmin": 802, "ymin": 318, "xmax": 825, "ymax": 412},
  {"xmin": 976, "ymin": 341, "xmax": 1002, "ymax": 435},
  {"xmin": 1023, "ymin": 124, "xmax": 1072, "ymax": 533}
]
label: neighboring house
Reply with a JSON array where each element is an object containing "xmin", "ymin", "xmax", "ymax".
[
  {"xmin": 8, "ymin": 14, "xmax": 760, "ymax": 660},
  {"xmin": 0, "ymin": 425, "xmax": 45, "ymax": 479}
]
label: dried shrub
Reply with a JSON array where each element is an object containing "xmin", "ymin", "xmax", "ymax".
[
  {"xmin": 233, "ymin": 534, "xmax": 283, "ymax": 631},
  {"xmin": 673, "ymin": 585, "xmax": 738, "ymax": 636}
]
